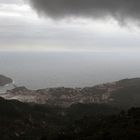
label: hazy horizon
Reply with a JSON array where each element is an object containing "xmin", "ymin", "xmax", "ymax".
[
  {"xmin": 0, "ymin": 51, "xmax": 140, "ymax": 89},
  {"xmin": 1, "ymin": 0, "xmax": 140, "ymax": 89}
]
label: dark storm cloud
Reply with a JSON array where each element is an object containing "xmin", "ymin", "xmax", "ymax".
[{"xmin": 28, "ymin": 0, "xmax": 140, "ymax": 23}]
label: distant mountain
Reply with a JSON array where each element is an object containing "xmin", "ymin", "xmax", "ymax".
[
  {"xmin": 1, "ymin": 78, "xmax": 140, "ymax": 108},
  {"xmin": 0, "ymin": 75, "xmax": 13, "ymax": 86}
]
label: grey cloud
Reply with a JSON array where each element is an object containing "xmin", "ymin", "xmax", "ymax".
[
  {"xmin": 0, "ymin": 0, "xmax": 21, "ymax": 4},
  {"xmin": 28, "ymin": 0, "xmax": 140, "ymax": 23}
]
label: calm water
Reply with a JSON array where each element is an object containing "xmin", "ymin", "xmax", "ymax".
[{"xmin": 0, "ymin": 51, "xmax": 140, "ymax": 89}]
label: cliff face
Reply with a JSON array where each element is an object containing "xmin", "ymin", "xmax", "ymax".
[
  {"xmin": 0, "ymin": 75, "xmax": 13, "ymax": 86},
  {"xmin": 1, "ymin": 78, "xmax": 140, "ymax": 107}
]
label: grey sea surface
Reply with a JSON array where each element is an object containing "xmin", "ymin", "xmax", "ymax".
[{"xmin": 0, "ymin": 51, "xmax": 140, "ymax": 90}]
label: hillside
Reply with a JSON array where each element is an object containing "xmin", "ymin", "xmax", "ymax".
[
  {"xmin": 0, "ymin": 97, "xmax": 140, "ymax": 140},
  {"xmin": 1, "ymin": 78, "xmax": 140, "ymax": 108},
  {"xmin": 0, "ymin": 75, "xmax": 13, "ymax": 86},
  {"xmin": 1, "ymin": 77, "xmax": 140, "ymax": 139},
  {"xmin": 0, "ymin": 97, "xmax": 120, "ymax": 140}
]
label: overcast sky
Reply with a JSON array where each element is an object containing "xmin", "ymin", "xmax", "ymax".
[{"xmin": 1, "ymin": 0, "xmax": 140, "ymax": 52}]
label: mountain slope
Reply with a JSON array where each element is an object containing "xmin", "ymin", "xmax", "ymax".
[
  {"xmin": 0, "ymin": 97, "xmax": 120, "ymax": 140},
  {"xmin": 1, "ymin": 78, "xmax": 140, "ymax": 107},
  {"xmin": 0, "ymin": 75, "xmax": 13, "ymax": 86},
  {"xmin": 0, "ymin": 96, "xmax": 140, "ymax": 140}
]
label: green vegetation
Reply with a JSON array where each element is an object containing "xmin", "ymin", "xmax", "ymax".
[
  {"xmin": 0, "ymin": 97, "xmax": 140, "ymax": 140},
  {"xmin": 111, "ymin": 78, "xmax": 140, "ymax": 108},
  {"xmin": 1, "ymin": 78, "xmax": 140, "ymax": 139}
]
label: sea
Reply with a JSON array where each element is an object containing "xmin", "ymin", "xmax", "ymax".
[{"xmin": 0, "ymin": 51, "xmax": 140, "ymax": 91}]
